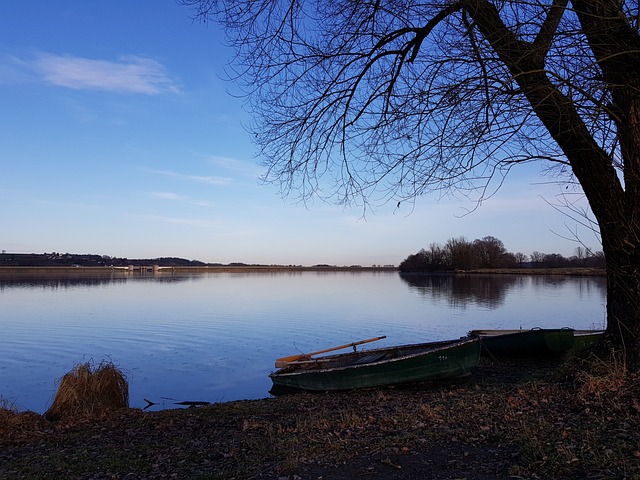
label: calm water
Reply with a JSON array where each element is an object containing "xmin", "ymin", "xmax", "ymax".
[{"xmin": 0, "ymin": 271, "xmax": 606, "ymax": 413}]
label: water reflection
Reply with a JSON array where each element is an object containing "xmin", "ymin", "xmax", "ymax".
[
  {"xmin": 0, "ymin": 270, "xmax": 607, "ymax": 413},
  {"xmin": 402, "ymin": 273, "xmax": 525, "ymax": 309},
  {"xmin": 400, "ymin": 273, "xmax": 606, "ymax": 311},
  {"xmin": 0, "ymin": 271, "xmax": 197, "ymax": 291}
]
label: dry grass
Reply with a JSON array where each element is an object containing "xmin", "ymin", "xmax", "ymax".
[
  {"xmin": 468, "ymin": 267, "xmax": 605, "ymax": 276},
  {"xmin": 2, "ymin": 358, "xmax": 638, "ymax": 479},
  {"xmin": 576, "ymin": 350, "xmax": 629, "ymax": 403},
  {"xmin": 43, "ymin": 361, "xmax": 128, "ymax": 421},
  {"xmin": 506, "ymin": 352, "xmax": 640, "ymax": 478}
]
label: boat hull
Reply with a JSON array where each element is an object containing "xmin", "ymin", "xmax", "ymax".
[
  {"xmin": 572, "ymin": 330, "xmax": 605, "ymax": 350},
  {"xmin": 469, "ymin": 329, "xmax": 604, "ymax": 357},
  {"xmin": 269, "ymin": 337, "xmax": 480, "ymax": 392}
]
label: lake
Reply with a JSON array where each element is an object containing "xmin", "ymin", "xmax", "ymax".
[{"xmin": 0, "ymin": 270, "xmax": 606, "ymax": 413}]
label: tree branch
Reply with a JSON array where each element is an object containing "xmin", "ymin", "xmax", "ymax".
[
  {"xmin": 408, "ymin": 2, "xmax": 463, "ymax": 63},
  {"xmin": 533, "ymin": 0, "xmax": 570, "ymax": 55}
]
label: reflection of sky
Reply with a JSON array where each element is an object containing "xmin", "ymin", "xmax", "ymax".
[
  {"xmin": 497, "ymin": 276, "xmax": 607, "ymax": 330},
  {"xmin": 0, "ymin": 272, "xmax": 606, "ymax": 413}
]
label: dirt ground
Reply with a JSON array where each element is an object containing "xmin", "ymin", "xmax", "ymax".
[{"xmin": 1, "ymin": 356, "xmax": 639, "ymax": 479}]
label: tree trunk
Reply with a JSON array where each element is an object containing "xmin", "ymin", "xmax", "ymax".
[
  {"xmin": 601, "ymin": 232, "xmax": 640, "ymax": 368},
  {"xmin": 465, "ymin": 0, "xmax": 640, "ymax": 367},
  {"xmin": 464, "ymin": 0, "xmax": 640, "ymax": 363},
  {"xmin": 570, "ymin": 0, "xmax": 640, "ymax": 367}
]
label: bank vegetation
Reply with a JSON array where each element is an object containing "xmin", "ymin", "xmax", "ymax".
[
  {"xmin": 400, "ymin": 236, "xmax": 605, "ymax": 273},
  {"xmin": 1, "ymin": 353, "xmax": 638, "ymax": 479}
]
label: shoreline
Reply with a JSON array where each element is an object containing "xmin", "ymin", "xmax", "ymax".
[
  {"xmin": 0, "ymin": 265, "xmax": 397, "ymax": 274},
  {"xmin": 2, "ymin": 356, "xmax": 637, "ymax": 479},
  {"xmin": 0, "ymin": 265, "xmax": 605, "ymax": 275}
]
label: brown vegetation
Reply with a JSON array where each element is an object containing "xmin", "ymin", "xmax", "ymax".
[
  {"xmin": 400, "ymin": 236, "xmax": 606, "ymax": 273},
  {"xmin": 467, "ymin": 267, "xmax": 605, "ymax": 276},
  {"xmin": 1, "ymin": 354, "xmax": 638, "ymax": 479},
  {"xmin": 43, "ymin": 361, "xmax": 129, "ymax": 422}
]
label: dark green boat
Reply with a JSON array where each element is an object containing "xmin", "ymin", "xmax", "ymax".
[
  {"xmin": 269, "ymin": 337, "xmax": 481, "ymax": 392},
  {"xmin": 573, "ymin": 329, "xmax": 605, "ymax": 350},
  {"xmin": 469, "ymin": 328, "xmax": 604, "ymax": 357}
]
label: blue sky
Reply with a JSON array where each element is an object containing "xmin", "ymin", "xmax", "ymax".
[{"xmin": 0, "ymin": 1, "xmax": 599, "ymax": 266}]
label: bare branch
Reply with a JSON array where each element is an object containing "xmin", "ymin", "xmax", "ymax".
[{"xmin": 533, "ymin": 0, "xmax": 570, "ymax": 55}]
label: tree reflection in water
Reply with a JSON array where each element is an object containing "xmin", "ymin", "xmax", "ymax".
[
  {"xmin": 399, "ymin": 273, "xmax": 520, "ymax": 309},
  {"xmin": 0, "ymin": 271, "xmax": 195, "ymax": 292}
]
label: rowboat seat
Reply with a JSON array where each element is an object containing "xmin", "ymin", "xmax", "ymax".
[{"xmin": 350, "ymin": 352, "xmax": 389, "ymax": 365}]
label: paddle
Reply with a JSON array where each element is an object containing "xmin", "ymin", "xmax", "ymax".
[{"xmin": 275, "ymin": 335, "xmax": 387, "ymax": 368}]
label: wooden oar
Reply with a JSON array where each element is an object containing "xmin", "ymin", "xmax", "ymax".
[{"xmin": 275, "ymin": 336, "xmax": 387, "ymax": 368}]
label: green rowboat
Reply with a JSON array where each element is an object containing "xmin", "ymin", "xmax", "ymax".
[
  {"xmin": 269, "ymin": 337, "xmax": 481, "ymax": 392},
  {"xmin": 469, "ymin": 328, "xmax": 604, "ymax": 357},
  {"xmin": 573, "ymin": 329, "xmax": 605, "ymax": 350}
]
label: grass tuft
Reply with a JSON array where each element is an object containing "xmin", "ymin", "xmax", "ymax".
[{"xmin": 44, "ymin": 361, "xmax": 129, "ymax": 421}]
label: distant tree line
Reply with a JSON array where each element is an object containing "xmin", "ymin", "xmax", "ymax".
[
  {"xmin": 0, "ymin": 253, "xmax": 209, "ymax": 267},
  {"xmin": 399, "ymin": 236, "xmax": 605, "ymax": 272}
]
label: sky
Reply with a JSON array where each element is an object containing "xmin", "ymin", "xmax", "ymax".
[{"xmin": 0, "ymin": 2, "xmax": 601, "ymax": 266}]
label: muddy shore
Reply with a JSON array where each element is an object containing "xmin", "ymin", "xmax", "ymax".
[{"xmin": 1, "ymin": 355, "xmax": 638, "ymax": 479}]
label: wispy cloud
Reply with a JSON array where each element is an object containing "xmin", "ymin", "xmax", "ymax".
[
  {"xmin": 148, "ymin": 169, "xmax": 233, "ymax": 186},
  {"xmin": 140, "ymin": 214, "xmax": 219, "ymax": 228},
  {"xmin": 149, "ymin": 191, "xmax": 214, "ymax": 207},
  {"xmin": 151, "ymin": 192, "xmax": 185, "ymax": 201},
  {"xmin": 207, "ymin": 155, "xmax": 262, "ymax": 178},
  {"xmin": 34, "ymin": 53, "xmax": 179, "ymax": 94},
  {"xmin": 0, "ymin": 53, "xmax": 32, "ymax": 85},
  {"xmin": 191, "ymin": 200, "xmax": 214, "ymax": 207}
]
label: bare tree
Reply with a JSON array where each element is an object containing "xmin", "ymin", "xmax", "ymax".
[
  {"xmin": 514, "ymin": 252, "xmax": 528, "ymax": 265},
  {"xmin": 473, "ymin": 236, "xmax": 507, "ymax": 268},
  {"xmin": 445, "ymin": 236, "xmax": 477, "ymax": 270},
  {"xmin": 183, "ymin": 0, "xmax": 640, "ymax": 365},
  {"xmin": 426, "ymin": 242, "xmax": 448, "ymax": 270},
  {"xmin": 530, "ymin": 251, "xmax": 545, "ymax": 265}
]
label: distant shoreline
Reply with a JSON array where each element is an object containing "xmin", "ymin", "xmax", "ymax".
[
  {"xmin": 0, "ymin": 266, "xmax": 605, "ymax": 275},
  {"xmin": 0, "ymin": 265, "xmax": 398, "ymax": 274},
  {"xmin": 464, "ymin": 267, "xmax": 606, "ymax": 276},
  {"xmin": 396, "ymin": 267, "xmax": 605, "ymax": 276}
]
